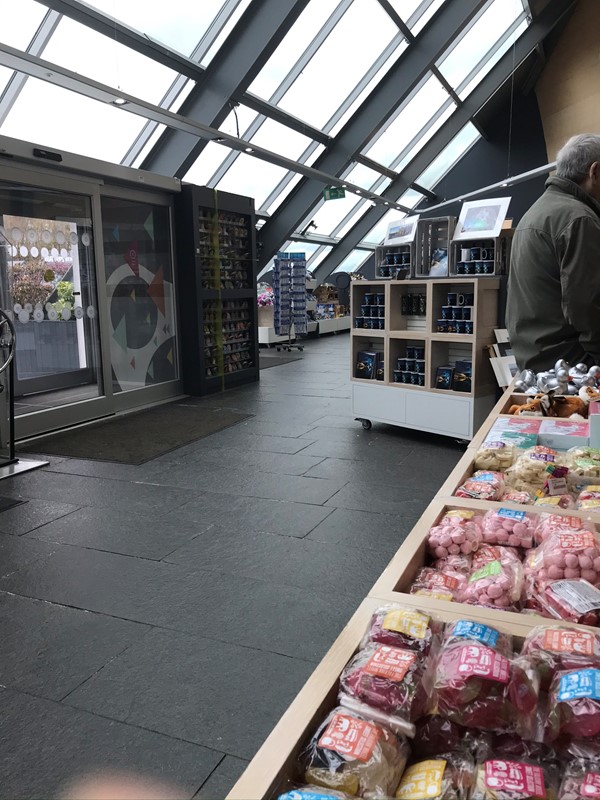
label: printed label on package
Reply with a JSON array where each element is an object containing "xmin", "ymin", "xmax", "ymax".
[
  {"xmin": 498, "ymin": 508, "xmax": 526, "ymax": 522},
  {"xmin": 395, "ymin": 760, "xmax": 446, "ymax": 799},
  {"xmin": 586, "ymin": 486, "xmax": 600, "ymax": 492},
  {"xmin": 582, "ymin": 500, "xmax": 600, "ymax": 509},
  {"xmin": 456, "ymin": 644, "xmax": 510, "ymax": 683},
  {"xmin": 576, "ymin": 459, "xmax": 600, "ymax": 470},
  {"xmin": 452, "ymin": 620, "xmax": 500, "ymax": 647},
  {"xmin": 559, "ymin": 531, "xmax": 596, "ymax": 550},
  {"xmin": 363, "ymin": 645, "xmax": 417, "ymax": 682},
  {"xmin": 535, "ymin": 496, "xmax": 561, "ymax": 506},
  {"xmin": 483, "ymin": 441, "xmax": 506, "ymax": 449},
  {"xmin": 414, "ymin": 589, "xmax": 454, "ymax": 601},
  {"xmin": 475, "ymin": 472, "xmax": 497, "ymax": 482},
  {"xmin": 546, "ymin": 514, "xmax": 583, "ymax": 530},
  {"xmin": 469, "ymin": 560, "xmax": 502, "ymax": 583},
  {"xmin": 473, "ymin": 546, "xmax": 502, "ymax": 568},
  {"xmin": 484, "ymin": 761, "xmax": 546, "ymax": 798},
  {"xmin": 558, "ymin": 669, "xmax": 600, "ymax": 702},
  {"xmin": 545, "ymin": 476, "xmax": 568, "ymax": 496},
  {"xmin": 446, "ymin": 510, "xmax": 475, "ymax": 519},
  {"xmin": 382, "ymin": 609, "xmax": 430, "ymax": 639},
  {"xmin": 318, "ymin": 713, "xmax": 380, "ymax": 763},
  {"xmin": 531, "ymin": 452, "xmax": 556, "ymax": 463},
  {"xmin": 543, "ymin": 627, "xmax": 595, "ymax": 655},
  {"xmin": 426, "ymin": 572, "xmax": 459, "ymax": 590},
  {"xmin": 280, "ymin": 792, "xmax": 343, "ymax": 800},
  {"xmin": 551, "ymin": 580, "xmax": 600, "ymax": 613},
  {"xmin": 581, "ymin": 772, "xmax": 600, "ymax": 797}
]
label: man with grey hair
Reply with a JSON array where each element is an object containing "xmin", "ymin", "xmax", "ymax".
[{"xmin": 506, "ymin": 133, "xmax": 600, "ymax": 371}]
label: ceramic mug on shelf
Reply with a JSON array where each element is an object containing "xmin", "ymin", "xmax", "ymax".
[
  {"xmin": 414, "ymin": 347, "xmax": 425, "ymax": 359},
  {"xmin": 460, "ymin": 248, "xmax": 471, "ymax": 261}
]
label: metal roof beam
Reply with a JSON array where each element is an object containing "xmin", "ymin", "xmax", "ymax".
[
  {"xmin": 311, "ymin": 0, "xmax": 576, "ymax": 282},
  {"xmin": 258, "ymin": 0, "xmax": 488, "ymax": 269}
]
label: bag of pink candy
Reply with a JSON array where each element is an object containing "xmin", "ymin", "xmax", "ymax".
[
  {"xmin": 427, "ymin": 510, "xmax": 483, "ymax": 559},
  {"xmin": 480, "ymin": 507, "xmax": 536, "ymax": 549},
  {"xmin": 459, "ymin": 556, "xmax": 524, "ymax": 611},
  {"xmin": 410, "ymin": 567, "xmax": 465, "ymax": 601},
  {"xmin": 525, "ymin": 528, "xmax": 600, "ymax": 589},
  {"xmin": 534, "ymin": 513, "xmax": 586, "ymax": 544},
  {"xmin": 454, "ymin": 470, "xmax": 505, "ymax": 501}
]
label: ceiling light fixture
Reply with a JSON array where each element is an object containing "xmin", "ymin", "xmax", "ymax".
[
  {"xmin": 245, "ymin": 147, "xmax": 253, "ymax": 153},
  {"xmin": 113, "ymin": 97, "xmax": 127, "ymax": 106}
]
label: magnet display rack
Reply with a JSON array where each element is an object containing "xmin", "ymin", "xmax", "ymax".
[
  {"xmin": 227, "ymin": 382, "xmax": 600, "ymax": 800},
  {"xmin": 175, "ymin": 184, "xmax": 259, "ymax": 395}
]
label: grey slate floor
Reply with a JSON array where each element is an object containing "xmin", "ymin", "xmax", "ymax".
[{"xmin": 1, "ymin": 333, "xmax": 466, "ymax": 799}]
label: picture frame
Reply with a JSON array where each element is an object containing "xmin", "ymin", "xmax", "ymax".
[
  {"xmin": 384, "ymin": 215, "xmax": 419, "ymax": 246},
  {"xmin": 453, "ymin": 197, "xmax": 512, "ymax": 241}
]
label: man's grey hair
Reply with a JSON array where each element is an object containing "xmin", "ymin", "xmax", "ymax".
[{"xmin": 556, "ymin": 134, "xmax": 600, "ymax": 183}]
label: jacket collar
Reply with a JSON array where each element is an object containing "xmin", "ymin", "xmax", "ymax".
[{"xmin": 546, "ymin": 175, "xmax": 600, "ymax": 218}]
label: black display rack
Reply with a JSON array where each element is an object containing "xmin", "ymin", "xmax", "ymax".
[{"xmin": 175, "ymin": 184, "xmax": 259, "ymax": 395}]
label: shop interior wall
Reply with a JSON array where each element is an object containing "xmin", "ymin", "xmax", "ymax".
[{"xmin": 535, "ymin": 0, "xmax": 600, "ymax": 160}]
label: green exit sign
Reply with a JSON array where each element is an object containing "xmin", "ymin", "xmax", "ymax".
[{"xmin": 323, "ymin": 186, "xmax": 346, "ymax": 201}]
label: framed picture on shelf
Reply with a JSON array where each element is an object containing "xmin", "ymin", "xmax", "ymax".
[
  {"xmin": 453, "ymin": 197, "xmax": 512, "ymax": 241},
  {"xmin": 435, "ymin": 365, "xmax": 454, "ymax": 390},
  {"xmin": 383, "ymin": 215, "xmax": 419, "ymax": 246}
]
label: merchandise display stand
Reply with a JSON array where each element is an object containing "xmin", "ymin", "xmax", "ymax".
[
  {"xmin": 272, "ymin": 252, "xmax": 307, "ymax": 353},
  {"xmin": 351, "ymin": 278, "xmax": 499, "ymax": 438},
  {"xmin": 227, "ymin": 380, "xmax": 600, "ymax": 800}
]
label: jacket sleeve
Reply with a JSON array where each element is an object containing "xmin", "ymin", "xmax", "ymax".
[{"xmin": 559, "ymin": 215, "xmax": 600, "ymax": 362}]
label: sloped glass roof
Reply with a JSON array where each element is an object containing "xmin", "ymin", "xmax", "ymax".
[{"xmin": 0, "ymin": 0, "xmax": 533, "ymax": 280}]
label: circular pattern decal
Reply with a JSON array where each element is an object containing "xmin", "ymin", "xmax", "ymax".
[
  {"xmin": 70, "ymin": 232, "xmax": 78, "ymax": 244},
  {"xmin": 43, "ymin": 269, "xmax": 55, "ymax": 282},
  {"xmin": 41, "ymin": 247, "xmax": 49, "ymax": 258},
  {"xmin": 27, "ymin": 229, "xmax": 37, "ymax": 243},
  {"xmin": 30, "ymin": 246, "xmax": 39, "ymax": 258},
  {"xmin": 86, "ymin": 305, "xmax": 96, "ymax": 319},
  {"xmin": 13, "ymin": 304, "xmax": 22, "ymax": 314},
  {"xmin": 41, "ymin": 230, "xmax": 52, "ymax": 244},
  {"xmin": 33, "ymin": 309, "xmax": 44, "ymax": 323},
  {"xmin": 81, "ymin": 232, "xmax": 91, "ymax": 246},
  {"xmin": 18, "ymin": 310, "xmax": 30, "ymax": 324},
  {"xmin": 56, "ymin": 231, "xmax": 66, "ymax": 245},
  {"xmin": 45, "ymin": 302, "xmax": 53, "ymax": 312},
  {"xmin": 19, "ymin": 245, "xmax": 28, "ymax": 257},
  {"xmin": 48, "ymin": 308, "xmax": 58, "ymax": 321},
  {"xmin": 74, "ymin": 306, "xmax": 84, "ymax": 319},
  {"xmin": 60, "ymin": 248, "xmax": 68, "ymax": 257},
  {"xmin": 10, "ymin": 245, "xmax": 17, "ymax": 258},
  {"xmin": 61, "ymin": 308, "xmax": 71, "ymax": 321},
  {"xmin": 50, "ymin": 247, "xmax": 59, "ymax": 258},
  {"xmin": 24, "ymin": 303, "xmax": 32, "ymax": 313},
  {"xmin": 11, "ymin": 227, "xmax": 23, "ymax": 242}
]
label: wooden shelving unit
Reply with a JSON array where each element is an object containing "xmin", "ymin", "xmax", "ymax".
[
  {"xmin": 175, "ymin": 184, "xmax": 259, "ymax": 395},
  {"xmin": 351, "ymin": 278, "xmax": 500, "ymax": 439}
]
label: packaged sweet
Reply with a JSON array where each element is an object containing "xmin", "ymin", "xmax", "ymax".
[
  {"xmin": 534, "ymin": 513, "xmax": 585, "ymax": 544},
  {"xmin": 339, "ymin": 643, "xmax": 431, "ymax": 735},
  {"xmin": 459, "ymin": 558, "xmax": 524, "ymax": 611},
  {"xmin": 454, "ymin": 471, "xmax": 505, "ymax": 502},
  {"xmin": 525, "ymin": 528, "xmax": 600, "ymax": 590},
  {"xmin": 481, "ymin": 508, "xmax": 536, "ymax": 549},
  {"xmin": 360, "ymin": 605, "xmax": 442, "ymax": 656},
  {"xmin": 427, "ymin": 510, "xmax": 483, "ymax": 559},
  {"xmin": 471, "ymin": 759, "xmax": 557, "ymax": 800},
  {"xmin": 472, "ymin": 544, "xmax": 523, "ymax": 569},
  {"xmin": 301, "ymin": 706, "xmax": 410, "ymax": 798},
  {"xmin": 544, "ymin": 668, "xmax": 600, "ymax": 743},
  {"xmin": 565, "ymin": 448, "xmax": 600, "ymax": 485},
  {"xmin": 410, "ymin": 568, "xmax": 464, "ymax": 602},
  {"xmin": 533, "ymin": 493, "xmax": 576, "ymax": 510},
  {"xmin": 506, "ymin": 446, "xmax": 562, "ymax": 493},
  {"xmin": 431, "ymin": 639, "xmax": 539, "ymax": 734},
  {"xmin": 474, "ymin": 441, "xmax": 516, "ymax": 472},
  {"xmin": 395, "ymin": 752, "xmax": 475, "ymax": 800},
  {"xmin": 521, "ymin": 624, "xmax": 600, "ymax": 690},
  {"xmin": 411, "ymin": 716, "xmax": 465, "ymax": 759},
  {"xmin": 278, "ymin": 786, "xmax": 352, "ymax": 800},
  {"xmin": 534, "ymin": 579, "xmax": 600, "ymax": 627},
  {"xmin": 442, "ymin": 619, "xmax": 513, "ymax": 657},
  {"xmin": 559, "ymin": 759, "xmax": 600, "ymax": 800},
  {"xmin": 577, "ymin": 486, "xmax": 600, "ymax": 511},
  {"xmin": 432, "ymin": 553, "xmax": 472, "ymax": 576},
  {"xmin": 501, "ymin": 490, "xmax": 534, "ymax": 505}
]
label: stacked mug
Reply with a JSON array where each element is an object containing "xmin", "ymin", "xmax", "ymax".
[
  {"xmin": 379, "ymin": 250, "xmax": 410, "ymax": 279},
  {"xmin": 400, "ymin": 293, "xmax": 426, "ymax": 317},
  {"xmin": 393, "ymin": 345, "xmax": 425, "ymax": 386},
  {"xmin": 455, "ymin": 245, "xmax": 495, "ymax": 275},
  {"xmin": 354, "ymin": 292, "xmax": 386, "ymax": 330},
  {"xmin": 436, "ymin": 291, "xmax": 474, "ymax": 334}
]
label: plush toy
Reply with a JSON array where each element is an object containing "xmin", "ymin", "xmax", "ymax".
[
  {"xmin": 509, "ymin": 387, "xmax": 600, "ymax": 419},
  {"xmin": 508, "ymin": 394, "xmax": 549, "ymax": 416}
]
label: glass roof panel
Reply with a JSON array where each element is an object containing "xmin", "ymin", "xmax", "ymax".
[
  {"xmin": 249, "ymin": 0, "xmax": 343, "ymax": 101},
  {"xmin": 307, "ymin": 246, "xmax": 333, "ymax": 270},
  {"xmin": 363, "ymin": 75, "xmax": 449, "ymax": 167},
  {"xmin": 1, "ymin": 77, "xmax": 146, "ymax": 163},
  {"xmin": 250, "ymin": 118, "xmax": 314, "ymax": 161},
  {"xmin": 2, "ymin": 1, "xmax": 47, "ymax": 50},
  {"xmin": 277, "ymin": 0, "xmax": 398, "ymax": 129},
  {"xmin": 81, "ymin": 0, "xmax": 229, "ymax": 56},
  {"xmin": 437, "ymin": 0, "xmax": 524, "ymax": 90},
  {"xmin": 345, "ymin": 163, "xmax": 387, "ymax": 191},
  {"xmin": 201, "ymin": 0, "xmax": 254, "ymax": 66},
  {"xmin": 262, "ymin": 172, "xmax": 304, "ymax": 216},
  {"xmin": 385, "ymin": 0, "xmax": 424, "ymax": 22},
  {"xmin": 363, "ymin": 208, "xmax": 407, "ymax": 245},
  {"xmin": 183, "ymin": 142, "xmax": 229, "ymax": 186},
  {"xmin": 213, "ymin": 153, "xmax": 289, "ymax": 208},
  {"xmin": 333, "ymin": 249, "xmax": 372, "ymax": 273},
  {"xmin": 40, "ymin": 17, "xmax": 181, "ymax": 106},
  {"xmin": 305, "ymin": 195, "xmax": 363, "ymax": 238},
  {"xmin": 458, "ymin": 18, "xmax": 528, "ymax": 101},
  {"xmin": 130, "ymin": 123, "xmax": 168, "ymax": 168},
  {"xmin": 392, "ymin": 103, "xmax": 454, "ymax": 173},
  {"xmin": 416, "ymin": 123, "xmax": 480, "ymax": 190}
]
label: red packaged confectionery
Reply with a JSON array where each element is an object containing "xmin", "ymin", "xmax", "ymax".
[
  {"xmin": 427, "ymin": 510, "xmax": 483, "ymax": 559},
  {"xmin": 525, "ymin": 528, "xmax": 600, "ymax": 590},
  {"xmin": 471, "ymin": 544, "xmax": 522, "ymax": 570},
  {"xmin": 339, "ymin": 643, "xmax": 431, "ymax": 736},
  {"xmin": 300, "ymin": 706, "xmax": 410, "ymax": 798},
  {"xmin": 454, "ymin": 471, "xmax": 505, "ymax": 502},
  {"xmin": 431, "ymin": 638, "xmax": 539, "ymax": 735},
  {"xmin": 394, "ymin": 752, "xmax": 475, "ymax": 800},
  {"xmin": 501, "ymin": 490, "xmax": 534, "ymax": 505},
  {"xmin": 481, "ymin": 508, "xmax": 536, "ymax": 549},
  {"xmin": 458, "ymin": 557, "xmax": 524, "ymax": 611},
  {"xmin": 442, "ymin": 619, "xmax": 513, "ymax": 657},
  {"xmin": 521, "ymin": 625, "xmax": 600, "ymax": 690},
  {"xmin": 534, "ymin": 513, "xmax": 585, "ymax": 544},
  {"xmin": 544, "ymin": 668, "xmax": 600, "ymax": 743},
  {"xmin": 534, "ymin": 493, "xmax": 576, "ymax": 510},
  {"xmin": 471, "ymin": 759, "xmax": 557, "ymax": 800},
  {"xmin": 559, "ymin": 759, "xmax": 600, "ymax": 800},
  {"xmin": 360, "ymin": 605, "xmax": 442, "ymax": 656},
  {"xmin": 530, "ymin": 579, "xmax": 600, "ymax": 626},
  {"xmin": 410, "ymin": 568, "xmax": 465, "ymax": 602},
  {"xmin": 432, "ymin": 553, "xmax": 472, "ymax": 577},
  {"xmin": 411, "ymin": 716, "xmax": 466, "ymax": 760},
  {"xmin": 578, "ymin": 486, "xmax": 600, "ymax": 512}
]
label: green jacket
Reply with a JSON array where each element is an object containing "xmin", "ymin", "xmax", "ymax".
[{"xmin": 506, "ymin": 176, "xmax": 600, "ymax": 371}]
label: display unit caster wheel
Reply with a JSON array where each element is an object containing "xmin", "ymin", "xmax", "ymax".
[
  {"xmin": 361, "ymin": 419, "xmax": 372, "ymax": 430},
  {"xmin": 298, "ymin": 347, "xmax": 304, "ymax": 351}
]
